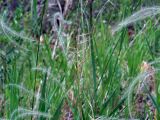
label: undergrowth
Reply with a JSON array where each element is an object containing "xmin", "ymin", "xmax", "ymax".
[{"xmin": 0, "ymin": 0, "xmax": 160, "ymax": 120}]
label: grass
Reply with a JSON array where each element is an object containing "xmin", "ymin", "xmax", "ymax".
[{"xmin": 0, "ymin": 0, "xmax": 160, "ymax": 119}]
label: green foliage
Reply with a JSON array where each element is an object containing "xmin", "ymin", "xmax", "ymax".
[{"xmin": 0, "ymin": 0, "xmax": 160, "ymax": 119}]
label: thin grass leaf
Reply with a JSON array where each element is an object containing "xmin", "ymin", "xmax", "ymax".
[
  {"xmin": 38, "ymin": 61, "xmax": 48, "ymax": 120},
  {"xmin": 145, "ymin": 83, "xmax": 160, "ymax": 113},
  {"xmin": 108, "ymin": 95, "xmax": 127, "ymax": 117},
  {"xmin": 31, "ymin": 0, "xmax": 38, "ymax": 31},
  {"xmin": 51, "ymin": 98, "xmax": 64, "ymax": 120},
  {"xmin": 89, "ymin": 0, "xmax": 97, "ymax": 110},
  {"xmin": 100, "ymin": 88, "xmax": 117, "ymax": 114}
]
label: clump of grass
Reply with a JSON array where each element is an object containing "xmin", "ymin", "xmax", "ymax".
[{"xmin": 0, "ymin": 0, "xmax": 160, "ymax": 120}]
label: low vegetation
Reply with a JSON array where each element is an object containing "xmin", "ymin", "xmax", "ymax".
[{"xmin": 0, "ymin": 0, "xmax": 160, "ymax": 119}]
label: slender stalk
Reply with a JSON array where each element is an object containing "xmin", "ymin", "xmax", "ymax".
[
  {"xmin": 89, "ymin": 0, "xmax": 97, "ymax": 113},
  {"xmin": 31, "ymin": 0, "xmax": 48, "ymax": 113}
]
